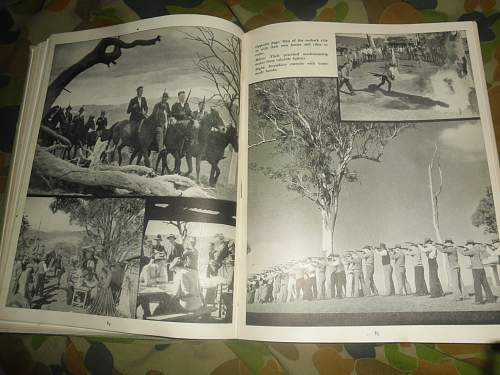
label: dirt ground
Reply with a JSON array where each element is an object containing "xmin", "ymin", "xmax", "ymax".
[
  {"xmin": 339, "ymin": 59, "xmax": 478, "ymax": 122},
  {"xmin": 247, "ymin": 287, "xmax": 500, "ymax": 314}
]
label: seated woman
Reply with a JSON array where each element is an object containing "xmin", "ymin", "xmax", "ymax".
[
  {"xmin": 88, "ymin": 266, "xmax": 117, "ymax": 317},
  {"xmin": 82, "ymin": 269, "xmax": 98, "ymax": 303}
]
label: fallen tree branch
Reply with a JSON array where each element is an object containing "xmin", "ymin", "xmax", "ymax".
[
  {"xmin": 93, "ymin": 164, "xmax": 156, "ymax": 177},
  {"xmin": 32, "ymin": 147, "xmax": 212, "ymax": 197},
  {"xmin": 39, "ymin": 125, "xmax": 71, "ymax": 146}
]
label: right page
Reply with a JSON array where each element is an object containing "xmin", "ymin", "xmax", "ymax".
[{"xmin": 237, "ymin": 21, "xmax": 500, "ymax": 342}]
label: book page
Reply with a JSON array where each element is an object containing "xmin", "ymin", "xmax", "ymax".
[
  {"xmin": 237, "ymin": 21, "xmax": 500, "ymax": 342},
  {"xmin": 0, "ymin": 15, "xmax": 243, "ymax": 339}
]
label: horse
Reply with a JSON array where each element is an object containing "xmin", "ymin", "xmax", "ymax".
[
  {"xmin": 107, "ymin": 114, "xmax": 158, "ymax": 168},
  {"xmin": 204, "ymin": 124, "xmax": 238, "ymax": 186},
  {"xmin": 154, "ymin": 118, "xmax": 197, "ymax": 175},
  {"xmin": 40, "ymin": 106, "xmax": 67, "ymax": 150},
  {"xmin": 61, "ymin": 116, "xmax": 89, "ymax": 160}
]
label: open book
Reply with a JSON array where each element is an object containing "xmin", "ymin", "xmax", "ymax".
[{"xmin": 1, "ymin": 14, "xmax": 499, "ymax": 343}]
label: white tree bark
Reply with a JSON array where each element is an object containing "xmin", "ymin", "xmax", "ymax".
[{"xmin": 428, "ymin": 143, "xmax": 450, "ymax": 291}]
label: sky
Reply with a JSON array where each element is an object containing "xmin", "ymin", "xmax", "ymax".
[
  {"xmin": 247, "ymin": 119, "xmax": 497, "ymax": 274},
  {"xmin": 145, "ymin": 220, "xmax": 235, "ymax": 239},
  {"xmin": 23, "ymin": 197, "xmax": 82, "ymax": 232},
  {"xmin": 50, "ymin": 26, "xmax": 238, "ymax": 107}
]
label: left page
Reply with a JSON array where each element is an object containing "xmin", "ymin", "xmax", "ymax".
[{"xmin": 0, "ymin": 14, "xmax": 243, "ymax": 339}]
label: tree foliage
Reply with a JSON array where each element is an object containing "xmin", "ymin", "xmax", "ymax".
[
  {"xmin": 184, "ymin": 27, "xmax": 240, "ymax": 125},
  {"xmin": 49, "ymin": 198, "xmax": 145, "ymax": 262},
  {"xmin": 249, "ymin": 78, "xmax": 412, "ymax": 237},
  {"xmin": 472, "ymin": 186, "xmax": 498, "ymax": 234},
  {"xmin": 164, "ymin": 220, "xmax": 190, "ymax": 244}
]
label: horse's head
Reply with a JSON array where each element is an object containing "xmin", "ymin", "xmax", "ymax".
[{"xmin": 226, "ymin": 124, "xmax": 238, "ymax": 152}]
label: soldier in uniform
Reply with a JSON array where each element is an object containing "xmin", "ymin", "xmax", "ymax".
[
  {"xmin": 64, "ymin": 105, "xmax": 73, "ymax": 124},
  {"xmin": 171, "ymin": 91, "xmax": 192, "ymax": 123},
  {"xmin": 127, "ymin": 86, "xmax": 148, "ymax": 125},
  {"xmin": 74, "ymin": 106, "xmax": 85, "ymax": 124},
  {"xmin": 437, "ymin": 239, "xmax": 466, "ymax": 300},
  {"xmin": 151, "ymin": 92, "xmax": 171, "ymax": 153},
  {"xmin": 193, "ymin": 100, "xmax": 207, "ymax": 121},
  {"xmin": 96, "ymin": 111, "xmax": 107, "ymax": 131},
  {"xmin": 459, "ymin": 240, "xmax": 497, "ymax": 304}
]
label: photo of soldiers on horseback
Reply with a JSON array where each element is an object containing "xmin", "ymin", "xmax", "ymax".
[{"xmin": 32, "ymin": 26, "xmax": 239, "ymax": 200}]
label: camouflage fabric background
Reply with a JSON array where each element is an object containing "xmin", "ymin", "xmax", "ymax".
[{"xmin": 1, "ymin": 1, "xmax": 500, "ymax": 374}]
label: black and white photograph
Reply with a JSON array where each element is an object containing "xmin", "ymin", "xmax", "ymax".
[
  {"xmin": 137, "ymin": 197, "xmax": 235, "ymax": 323},
  {"xmin": 246, "ymin": 76, "xmax": 499, "ymax": 326},
  {"xmin": 336, "ymin": 31, "xmax": 478, "ymax": 122},
  {"xmin": 32, "ymin": 26, "xmax": 239, "ymax": 200},
  {"xmin": 6, "ymin": 197, "xmax": 144, "ymax": 319}
]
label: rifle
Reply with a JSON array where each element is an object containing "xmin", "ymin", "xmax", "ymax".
[{"xmin": 185, "ymin": 89, "xmax": 192, "ymax": 109}]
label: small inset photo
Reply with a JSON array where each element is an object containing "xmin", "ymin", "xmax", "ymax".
[
  {"xmin": 137, "ymin": 197, "xmax": 236, "ymax": 323},
  {"xmin": 7, "ymin": 197, "xmax": 144, "ymax": 319},
  {"xmin": 336, "ymin": 31, "xmax": 478, "ymax": 121}
]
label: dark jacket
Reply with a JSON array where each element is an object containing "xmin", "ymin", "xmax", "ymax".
[
  {"xmin": 151, "ymin": 101, "xmax": 171, "ymax": 126},
  {"xmin": 96, "ymin": 116, "xmax": 107, "ymax": 131},
  {"xmin": 127, "ymin": 96, "xmax": 148, "ymax": 122},
  {"xmin": 171, "ymin": 101, "xmax": 192, "ymax": 121}
]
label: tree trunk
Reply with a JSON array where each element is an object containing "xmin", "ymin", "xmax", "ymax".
[
  {"xmin": 428, "ymin": 144, "xmax": 450, "ymax": 291},
  {"xmin": 33, "ymin": 147, "xmax": 211, "ymax": 197},
  {"xmin": 322, "ymin": 198, "xmax": 339, "ymax": 256}
]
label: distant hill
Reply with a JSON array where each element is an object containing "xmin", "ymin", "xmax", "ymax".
[{"xmin": 26, "ymin": 229, "xmax": 87, "ymax": 247}]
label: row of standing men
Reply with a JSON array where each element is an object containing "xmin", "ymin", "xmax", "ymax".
[{"xmin": 248, "ymin": 238, "xmax": 500, "ymax": 305}]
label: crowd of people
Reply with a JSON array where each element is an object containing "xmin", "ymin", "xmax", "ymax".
[
  {"xmin": 337, "ymin": 35, "xmax": 469, "ymax": 96},
  {"xmin": 247, "ymin": 238, "xmax": 500, "ymax": 306},
  {"xmin": 9, "ymin": 245, "xmax": 133, "ymax": 317},
  {"xmin": 138, "ymin": 232, "xmax": 235, "ymax": 321}
]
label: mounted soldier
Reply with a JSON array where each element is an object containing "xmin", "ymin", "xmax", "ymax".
[
  {"xmin": 63, "ymin": 105, "xmax": 73, "ymax": 125},
  {"xmin": 151, "ymin": 91, "xmax": 171, "ymax": 153},
  {"xmin": 171, "ymin": 90, "xmax": 192, "ymax": 124},
  {"xmin": 96, "ymin": 111, "xmax": 107, "ymax": 132},
  {"xmin": 127, "ymin": 86, "xmax": 148, "ymax": 127}
]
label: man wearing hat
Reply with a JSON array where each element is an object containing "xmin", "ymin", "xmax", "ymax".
[
  {"xmin": 171, "ymin": 90, "xmax": 192, "ymax": 123},
  {"xmin": 151, "ymin": 92, "xmax": 171, "ymax": 153},
  {"xmin": 361, "ymin": 246, "xmax": 379, "ymax": 297},
  {"xmin": 405, "ymin": 243, "xmax": 428, "ymax": 296},
  {"xmin": 96, "ymin": 111, "xmax": 107, "ymax": 132},
  {"xmin": 391, "ymin": 245, "xmax": 412, "ymax": 296},
  {"xmin": 127, "ymin": 86, "xmax": 148, "ymax": 124},
  {"xmin": 375, "ymin": 243, "xmax": 395, "ymax": 296},
  {"xmin": 437, "ymin": 239, "xmax": 466, "ymax": 300},
  {"xmin": 324, "ymin": 254, "xmax": 336, "ymax": 299},
  {"xmin": 183, "ymin": 236, "xmax": 199, "ymax": 271},
  {"xmin": 333, "ymin": 254, "xmax": 346, "ymax": 298},
  {"xmin": 64, "ymin": 105, "xmax": 73, "ymax": 124},
  {"xmin": 421, "ymin": 239, "xmax": 444, "ymax": 298},
  {"xmin": 484, "ymin": 238, "xmax": 500, "ymax": 286},
  {"xmin": 165, "ymin": 234, "xmax": 184, "ymax": 281},
  {"xmin": 73, "ymin": 106, "xmax": 85, "ymax": 130},
  {"xmin": 351, "ymin": 250, "xmax": 365, "ymax": 297},
  {"xmin": 152, "ymin": 235, "xmax": 166, "ymax": 258},
  {"xmin": 459, "ymin": 240, "xmax": 497, "ymax": 304}
]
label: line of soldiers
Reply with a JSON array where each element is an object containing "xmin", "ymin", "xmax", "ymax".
[
  {"xmin": 54, "ymin": 105, "xmax": 108, "ymax": 133},
  {"xmin": 126, "ymin": 86, "xmax": 211, "ymax": 153},
  {"xmin": 247, "ymin": 238, "xmax": 500, "ymax": 306}
]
